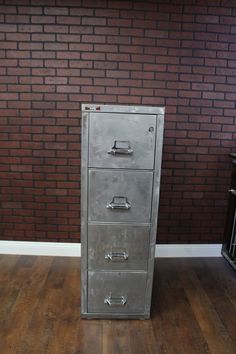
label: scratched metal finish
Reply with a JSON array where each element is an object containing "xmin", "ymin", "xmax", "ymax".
[
  {"xmin": 88, "ymin": 271, "xmax": 147, "ymax": 313},
  {"xmin": 88, "ymin": 169, "xmax": 153, "ymax": 223},
  {"xmin": 81, "ymin": 105, "xmax": 165, "ymax": 319},
  {"xmin": 88, "ymin": 224, "xmax": 150, "ymax": 271},
  {"xmin": 89, "ymin": 113, "xmax": 156, "ymax": 169}
]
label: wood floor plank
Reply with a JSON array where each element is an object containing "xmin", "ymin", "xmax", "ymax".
[
  {"xmin": 205, "ymin": 258, "xmax": 236, "ymax": 308},
  {"xmin": 102, "ymin": 320, "xmax": 131, "ymax": 354},
  {"xmin": 80, "ymin": 320, "xmax": 103, "ymax": 354},
  {"xmin": 178, "ymin": 258, "xmax": 236, "ymax": 354},
  {"xmin": 0, "ymin": 255, "xmax": 19, "ymax": 284},
  {"xmin": 0, "ymin": 256, "xmax": 53, "ymax": 354},
  {"xmin": 24, "ymin": 257, "xmax": 72, "ymax": 354},
  {"xmin": 0, "ymin": 256, "xmax": 235, "ymax": 354},
  {"xmin": 193, "ymin": 258, "xmax": 236, "ymax": 347},
  {"xmin": 153, "ymin": 262, "xmax": 210, "ymax": 354}
]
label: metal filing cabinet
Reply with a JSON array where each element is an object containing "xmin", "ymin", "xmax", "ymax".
[{"xmin": 81, "ymin": 104, "xmax": 165, "ymax": 319}]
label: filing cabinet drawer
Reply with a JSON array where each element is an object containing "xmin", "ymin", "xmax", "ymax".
[
  {"xmin": 88, "ymin": 224, "xmax": 150, "ymax": 271},
  {"xmin": 89, "ymin": 113, "xmax": 156, "ymax": 170},
  {"xmin": 88, "ymin": 169, "xmax": 153, "ymax": 223},
  {"xmin": 88, "ymin": 271, "xmax": 147, "ymax": 313}
]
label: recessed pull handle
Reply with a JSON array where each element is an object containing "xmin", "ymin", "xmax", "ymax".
[
  {"xmin": 104, "ymin": 295, "xmax": 127, "ymax": 307},
  {"xmin": 105, "ymin": 251, "xmax": 129, "ymax": 262},
  {"xmin": 108, "ymin": 140, "xmax": 133, "ymax": 156},
  {"xmin": 228, "ymin": 189, "xmax": 236, "ymax": 196},
  {"xmin": 106, "ymin": 196, "xmax": 131, "ymax": 210}
]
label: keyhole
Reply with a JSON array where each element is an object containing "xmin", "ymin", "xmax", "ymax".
[{"xmin": 149, "ymin": 126, "xmax": 154, "ymax": 132}]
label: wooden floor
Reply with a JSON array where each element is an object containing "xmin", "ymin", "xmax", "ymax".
[{"xmin": 0, "ymin": 256, "xmax": 235, "ymax": 354}]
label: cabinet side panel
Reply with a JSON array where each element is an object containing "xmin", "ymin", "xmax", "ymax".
[
  {"xmin": 81, "ymin": 111, "xmax": 89, "ymax": 314},
  {"xmin": 145, "ymin": 113, "xmax": 165, "ymax": 315}
]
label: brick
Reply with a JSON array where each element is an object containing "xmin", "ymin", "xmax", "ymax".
[
  {"xmin": 192, "ymin": 83, "xmax": 214, "ymax": 91},
  {"xmin": 223, "ymin": 109, "xmax": 236, "ymax": 117},
  {"xmin": 95, "ymin": 27, "xmax": 118, "ymax": 36},
  {"xmin": 117, "ymin": 95, "xmax": 141, "ymax": 104},
  {"xmin": 18, "ymin": 6, "xmax": 43, "ymax": 14},
  {"xmin": 19, "ymin": 43, "xmax": 43, "ymax": 50},
  {"xmin": 203, "ymin": 92, "xmax": 224, "ymax": 100},
  {"xmin": 20, "ymin": 59, "xmax": 44, "ymax": 68},
  {"xmin": 202, "ymin": 107, "xmax": 223, "ymax": 116},
  {"xmin": 7, "ymin": 50, "xmax": 30, "ymax": 59},
  {"xmin": 217, "ymin": 67, "xmax": 236, "ymax": 76},
  {"xmin": 0, "ymin": 24, "xmax": 17, "ymax": 32},
  {"xmin": 57, "ymin": 34, "xmax": 81, "ymax": 43},
  {"xmin": 5, "ymin": 14, "xmax": 30, "ymax": 23},
  {"xmin": 0, "ymin": 6, "xmax": 17, "ymax": 14},
  {"xmin": 214, "ymin": 101, "xmax": 234, "ymax": 108},
  {"xmin": 212, "ymin": 132, "xmax": 232, "ymax": 140},
  {"xmin": 194, "ymin": 49, "xmax": 217, "ymax": 58},
  {"xmin": 221, "ymin": 16, "xmax": 236, "ymax": 25},
  {"xmin": 204, "ymin": 75, "xmax": 225, "ymax": 84},
  {"xmin": 44, "ymin": 25, "xmax": 68, "ymax": 33},
  {"xmin": 180, "ymin": 74, "xmax": 203, "ymax": 82},
  {"xmin": 178, "ymin": 106, "xmax": 200, "ymax": 115},
  {"xmin": 196, "ymin": 15, "xmax": 219, "ymax": 24},
  {"xmin": 44, "ymin": 7, "xmax": 68, "ymax": 15},
  {"xmin": 82, "ymin": 34, "xmax": 105, "ymax": 43},
  {"xmin": 32, "ymin": 15, "xmax": 55, "ymax": 24},
  {"xmin": 130, "ymin": 88, "xmax": 153, "ymax": 96},
  {"xmin": 215, "ymin": 84, "xmax": 236, "ymax": 93},
  {"xmin": 208, "ymin": 24, "xmax": 230, "ymax": 33},
  {"xmin": 181, "ymin": 57, "xmax": 204, "ymax": 66},
  {"xmin": 195, "ymin": 33, "xmax": 218, "ymax": 42},
  {"xmin": 190, "ymin": 99, "xmax": 212, "ymax": 107},
  {"xmin": 205, "ymin": 59, "xmax": 227, "ymax": 67},
  {"xmin": 219, "ymin": 34, "xmax": 236, "ymax": 42},
  {"xmin": 208, "ymin": 7, "xmax": 231, "ymax": 16},
  {"xmin": 218, "ymin": 51, "xmax": 236, "ymax": 61},
  {"xmin": 105, "ymin": 70, "xmax": 128, "ymax": 78},
  {"xmin": 32, "ymin": 33, "xmax": 56, "ymax": 42},
  {"xmin": 183, "ymin": 23, "xmax": 207, "ymax": 32},
  {"xmin": 94, "ymin": 78, "xmax": 117, "ymax": 86},
  {"xmin": 207, "ymin": 42, "xmax": 228, "ymax": 51}
]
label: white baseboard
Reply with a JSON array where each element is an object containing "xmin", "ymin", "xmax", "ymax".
[
  {"xmin": 0, "ymin": 241, "xmax": 222, "ymax": 258},
  {"xmin": 0, "ymin": 241, "xmax": 80, "ymax": 257},
  {"xmin": 155, "ymin": 244, "xmax": 222, "ymax": 257}
]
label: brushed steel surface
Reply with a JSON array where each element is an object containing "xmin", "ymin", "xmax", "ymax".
[
  {"xmin": 144, "ymin": 113, "xmax": 164, "ymax": 314},
  {"xmin": 88, "ymin": 169, "xmax": 153, "ymax": 223},
  {"xmin": 81, "ymin": 104, "xmax": 165, "ymax": 319},
  {"xmin": 88, "ymin": 271, "xmax": 147, "ymax": 313},
  {"xmin": 88, "ymin": 113, "xmax": 156, "ymax": 169},
  {"xmin": 80, "ymin": 111, "xmax": 89, "ymax": 315},
  {"xmin": 88, "ymin": 224, "xmax": 150, "ymax": 271}
]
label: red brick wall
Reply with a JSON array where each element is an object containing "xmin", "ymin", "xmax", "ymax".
[{"xmin": 0, "ymin": 0, "xmax": 235, "ymax": 243}]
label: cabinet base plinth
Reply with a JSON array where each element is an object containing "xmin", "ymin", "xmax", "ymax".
[{"xmin": 80, "ymin": 312, "xmax": 150, "ymax": 320}]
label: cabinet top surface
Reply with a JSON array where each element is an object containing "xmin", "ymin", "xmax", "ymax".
[{"xmin": 81, "ymin": 104, "xmax": 165, "ymax": 115}]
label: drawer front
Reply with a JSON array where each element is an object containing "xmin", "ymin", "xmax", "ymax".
[
  {"xmin": 88, "ymin": 113, "xmax": 156, "ymax": 169},
  {"xmin": 88, "ymin": 170, "xmax": 153, "ymax": 223},
  {"xmin": 88, "ymin": 224, "xmax": 150, "ymax": 271},
  {"xmin": 88, "ymin": 271, "xmax": 147, "ymax": 313}
]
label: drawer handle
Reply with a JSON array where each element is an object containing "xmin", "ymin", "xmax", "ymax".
[
  {"xmin": 106, "ymin": 196, "xmax": 131, "ymax": 210},
  {"xmin": 108, "ymin": 140, "xmax": 133, "ymax": 156},
  {"xmin": 229, "ymin": 189, "xmax": 236, "ymax": 196},
  {"xmin": 105, "ymin": 251, "xmax": 129, "ymax": 262},
  {"xmin": 104, "ymin": 295, "xmax": 127, "ymax": 307}
]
